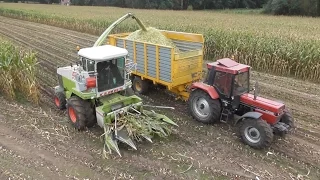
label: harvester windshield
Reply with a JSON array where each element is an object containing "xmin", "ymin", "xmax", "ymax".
[{"xmin": 97, "ymin": 57, "xmax": 125, "ymax": 92}]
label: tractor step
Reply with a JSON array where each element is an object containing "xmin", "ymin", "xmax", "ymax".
[{"xmin": 220, "ymin": 108, "xmax": 232, "ymax": 123}]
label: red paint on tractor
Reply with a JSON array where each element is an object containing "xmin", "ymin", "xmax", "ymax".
[
  {"xmin": 207, "ymin": 58, "xmax": 250, "ymax": 74},
  {"xmin": 254, "ymin": 108, "xmax": 280, "ymax": 125},
  {"xmin": 240, "ymin": 93, "xmax": 285, "ymax": 114},
  {"xmin": 190, "ymin": 82, "xmax": 219, "ymax": 99}
]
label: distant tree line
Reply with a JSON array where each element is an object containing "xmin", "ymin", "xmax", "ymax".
[
  {"xmin": 263, "ymin": 0, "xmax": 320, "ymax": 16},
  {"xmin": 4, "ymin": 0, "xmax": 319, "ymax": 16}
]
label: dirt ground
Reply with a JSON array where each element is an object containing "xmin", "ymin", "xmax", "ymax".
[{"xmin": 0, "ymin": 16, "xmax": 320, "ymax": 180}]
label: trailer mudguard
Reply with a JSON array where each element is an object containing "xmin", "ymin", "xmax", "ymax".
[
  {"xmin": 234, "ymin": 112, "xmax": 263, "ymax": 125},
  {"xmin": 190, "ymin": 82, "xmax": 219, "ymax": 99}
]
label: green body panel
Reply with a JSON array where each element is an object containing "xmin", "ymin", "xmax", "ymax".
[
  {"xmin": 62, "ymin": 76, "xmax": 96, "ymax": 99},
  {"xmin": 96, "ymin": 93, "xmax": 142, "ymax": 124}
]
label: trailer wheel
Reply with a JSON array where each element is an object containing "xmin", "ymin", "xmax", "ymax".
[
  {"xmin": 188, "ymin": 89, "xmax": 221, "ymax": 124},
  {"xmin": 132, "ymin": 76, "xmax": 149, "ymax": 94},
  {"xmin": 67, "ymin": 96, "xmax": 96, "ymax": 130},
  {"xmin": 280, "ymin": 108, "xmax": 295, "ymax": 130},
  {"xmin": 54, "ymin": 92, "xmax": 66, "ymax": 110},
  {"xmin": 239, "ymin": 118, "xmax": 274, "ymax": 149}
]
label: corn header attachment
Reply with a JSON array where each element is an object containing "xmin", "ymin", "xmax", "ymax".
[{"xmin": 99, "ymin": 94, "xmax": 177, "ymax": 156}]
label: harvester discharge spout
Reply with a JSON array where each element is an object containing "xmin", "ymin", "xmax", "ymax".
[{"xmin": 93, "ymin": 13, "xmax": 147, "ymax": 47}]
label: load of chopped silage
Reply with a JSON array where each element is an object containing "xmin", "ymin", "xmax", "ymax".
[{"xmin": 126, "ymin": 27, "xmax": 180, "ymax": 53}]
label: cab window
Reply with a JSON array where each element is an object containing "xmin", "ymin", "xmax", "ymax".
[{"xmin": 213, "ymin": 71, "xmax": 232, "ymax": 97}]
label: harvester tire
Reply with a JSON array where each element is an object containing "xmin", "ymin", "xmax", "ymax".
[
  {"xmin": 67, "ymin": 96, "xmax": 96, "ymax": 130},
  {"xmin": 54, "ymin": 92, "xmax": 66, "ymax": 110},
  {"xmin": 281, "ymin": 108, "xmax": 295, "ymax": 130},
  {"xmin": 188, "ymin": 89, "xmax": 221, "ymax": 124},
  {"xmin": 239, "ymin": 118, "xmax": 273, "ymax": 149},
  {"xmin": 132, "ymin": 76, "xmax": 149, "ymax": 94}
]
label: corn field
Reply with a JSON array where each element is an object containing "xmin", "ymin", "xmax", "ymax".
[
  {"xmin": 0, "ymin": 38, "xmax": 39, "ymax": 104},
  {"xmin": 0, "ymin": 4, "xmax": 319, "ymax": 82}
]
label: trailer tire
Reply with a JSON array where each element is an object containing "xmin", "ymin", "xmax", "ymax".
[
  {"xmin": 54, "ymin": 92, "xmax": 66, "ymax": 110},
  {"xmin": 67, "ymin": 96, "xmax": 96, "ymax": 130},
  {"xmin": 188, "ymin": 89, "xmax": 221, "ymax": 124},
  {"xmin": 239, "ymin": 118, "xmax": 273, "ymax": 149},
  {"xmin": 132, "ymin": 76, "xmax": 149, "ymax": 94}
]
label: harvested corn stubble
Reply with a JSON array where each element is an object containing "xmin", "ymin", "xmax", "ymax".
[{"xmin": 126, "ymin": 27, "xmax": 180, "ymax": 53}]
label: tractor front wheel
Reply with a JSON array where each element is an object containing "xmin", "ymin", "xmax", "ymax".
[
  {"xmin": 281, "ymin": 108, "xmax": 295, "ymax": 130},
  {"xmin": 188, "ymin": 89, "xmax": 221, "ymax": 124},
  {"xmin": 132, "ymin": 76, "xmax": 149, "ymax": 94},
  {"xmin": 67, "ymin": 96, "xmax": 96, "ymax": 130},
  {"xmin": 239, "ymin": 118, "xmax": 274, "ymax": 149},
  {"xmin": 54, "ymin": 92, "xmax": 66, "ymax": 110}
]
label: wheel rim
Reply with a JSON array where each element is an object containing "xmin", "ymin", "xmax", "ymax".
[
  {"xmin": 135, "ymin": 81, "xmax": 142, "ymax": 92},
  {"xmin": 193, "ymin": 97, "xmax": 210, "ymax": 118},
  {"xmin": 68, "ymin": 107, "xmax": 77, "ymax": 123},
  {"xmin": 54, "ymin": 97, "xmax": 60, "ymax": 107},
  {"xmin": 244, "ymin": 126, "xmax": 261, "ymax": 144}
]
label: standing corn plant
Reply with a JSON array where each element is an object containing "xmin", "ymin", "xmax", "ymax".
[{"xmin": 0, "ymin": 39, "xmax": 40, "ymax": 104}]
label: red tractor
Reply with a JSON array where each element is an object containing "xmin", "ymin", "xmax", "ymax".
[{"xmin": 188, "ymin": 58, "xmax": 294, "ymax": 149}]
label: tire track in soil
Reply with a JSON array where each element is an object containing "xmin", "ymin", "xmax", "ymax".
[{"xmin": 1, "ymin": 15, "xmax": 320, "ymax": 179}]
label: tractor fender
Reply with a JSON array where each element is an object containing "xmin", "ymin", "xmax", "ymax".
[
  {"xmin": 190, "ymin": 82, "xmax": 219, "ymax": 99},
  {"xmin": 234, "ymin": 112, "xmax": 263, "ymax": 125}
]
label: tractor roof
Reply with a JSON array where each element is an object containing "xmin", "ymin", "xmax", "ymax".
[
  {"xmin": 78, "ymin": 45, "xmax": 128, "ymax": 61},
  {"xmin": 207, "ymin": 58, "xmax": 250, "ymax": 74}
]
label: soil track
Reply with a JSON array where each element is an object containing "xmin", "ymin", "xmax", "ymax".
[{"xmin": 0, "ymin": 16, "xmax": 320, "ymax": 180}]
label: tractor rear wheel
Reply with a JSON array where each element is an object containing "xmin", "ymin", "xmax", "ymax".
[
  {"xmin": 54, "ymin": 92, "xmax": 66, "ymax": 110},
  {"xmin": 132, "ymin": 76, "xmax": 149, "ymax": 94},
  {"xmin": 188, "ymin": 89, "xmax": 221, "ymax": 124},
  {"xmin": 281, "ymin": 108, "xmax": 295, "ymax": 129},
  {"xmin": 67, "ymin": 96, "xmax": 96, "ymax": 130},
  {"xmin": 239, "ymin": 118, "xmax": 273, "ymax": 149}
]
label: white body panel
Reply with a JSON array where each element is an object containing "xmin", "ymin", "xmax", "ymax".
[{"xmin": 78, "ymin": 45, "xmax": 128, "ymax": 61}]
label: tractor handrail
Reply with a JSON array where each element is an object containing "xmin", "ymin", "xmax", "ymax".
[{"xmin": 93, "ymin": 13, "xmax": 147, "ymax": 47}]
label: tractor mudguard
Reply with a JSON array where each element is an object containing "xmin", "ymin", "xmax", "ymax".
[
  {"xmin": 190, "ymin": 82, "xmax": 219, "ymax": 99},
  {"xmin": 234, "ymin": 111, "xmax": 263, "ymax": 125}
]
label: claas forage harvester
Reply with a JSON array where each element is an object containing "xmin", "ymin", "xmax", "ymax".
[{"xmin": 53, "ymin": 13, "xmax": 177, "ymax": 157}]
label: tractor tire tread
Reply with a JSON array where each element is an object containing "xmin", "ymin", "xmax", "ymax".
[
  {"xmin": 188, "ymin": 89, "xmax": 221, "ymax": 124},
  {"xmin": 281, "ymin": 108, "xmax": 295, "ymax": 129},
  {"xmin": 240, "ymin": 118, "xmax": 273, "ymax": 149}
]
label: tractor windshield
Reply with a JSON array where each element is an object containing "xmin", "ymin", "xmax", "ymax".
[
  {"xmin": 97, "ymin": 57, "xmax": 125, "ymax": 92},
  {"xmin": 233, "ymin": 72, "xmax": 249, "ymax": 96}
]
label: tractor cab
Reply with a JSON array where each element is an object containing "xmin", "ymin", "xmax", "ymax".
[
  {"xmin": 205, "ymin": 58, "xmax": 250, "ymax": 102},
  {"xmin": 77, "ymin": 45, "xmax": 133, "ymax": 97}
]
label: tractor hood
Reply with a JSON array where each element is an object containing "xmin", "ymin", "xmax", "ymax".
[{"xmin": 240, "ymin": 93, "xmax": 285, "ymax": 114}]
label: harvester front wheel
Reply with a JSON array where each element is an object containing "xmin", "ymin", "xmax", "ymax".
[
  {"xmin": 239, "ymin": 118, "xmax": 274, "ymax": 149},
  {"xmin": 67, "ymin": 96, "xmax": 96, "ymax": 130},
  {"xmin": 54, "ymin": 92, "xmax": 66, "ymax": 110},
  {"xmin": 132, "ymin": 76, "xmax": 149, "ymax": 94},
  {"xmin": 188, "ymin": 89, "xmax": 221, "ymax": 124}
]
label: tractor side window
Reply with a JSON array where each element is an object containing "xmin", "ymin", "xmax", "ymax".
[
  {"xmin": 87, "ymin": 59, "xmax": 95, "ymax": 72},
  {"xmin": 213, "ymin": 71, "xmax": 232, "ymax": 97}
]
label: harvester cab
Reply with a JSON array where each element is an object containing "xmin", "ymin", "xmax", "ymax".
[
  {"xmin": 189, "ymin": 58, "xmax": 294, "ymax": 149},
  {"xmin": 53, "ymin": 44, "xmax": 177, "ymax": 157}
]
